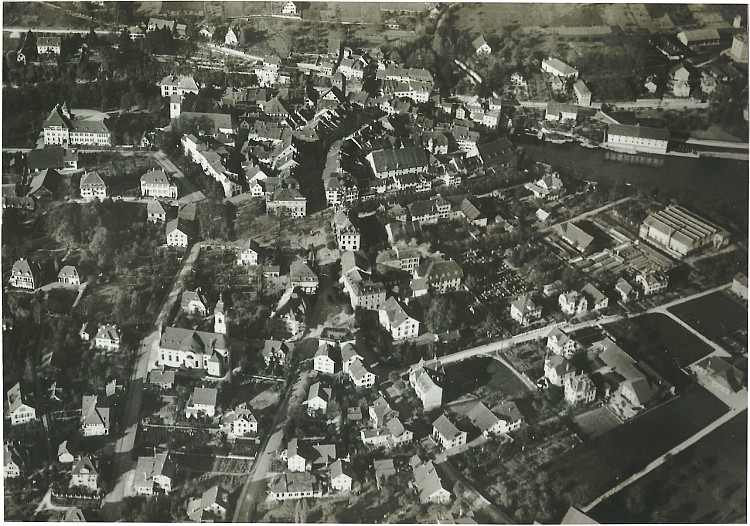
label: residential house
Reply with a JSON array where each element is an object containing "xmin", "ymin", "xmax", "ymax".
[
  {"xmin": 8, "ymin": 383, "xmax": 36, "ymax": 426},
  {"xmin": 273, "ymin": 287, "xmax": 310, "ymax": 337},
  {"xmin": 187, "ymin": 485, "xmax": 230, "ymax": 522},
  {"xmin": 693, "ymin": 356, "xmax": 745, "ymax": 395},
  {"xmin": 431, "ymin": 414, "xmax": 467, "ymax": 450},
  {"xmin": 366, "ymin": 147, "xmax": 429, "ymax": 179},
  {"xmin": 58, "ymin": 265, "xmax": 81, "ymax": 286},
  {"xmin": 285, "ymin": 439, "xmax": 338, "ymax": 473},
  {"xmin": 220, "ymin": 404, "xmax": 258, "ymax": 439},
  {"xmin": 349, "ymin": 359, "xmax": 376, "ymax": 388},
  {"xmin": 159, "ymin": 74, "xmax": 199, "ymax": 98},
  {"xmin": 224, "ymin": 27, "xmax": 239, "ymax": 46},
  {"xmin": 181, "ymin": 289, "xmax": 208, "ymax": 316},
  {"xmin": 261, "ymin": 339, "xmax": 288, "ymax": 367},
  {"xmin": 340, "ymin": 251, "xmax": 387, "ymax": 310},
  {"xmin": 595, "ymin": 338, "xmax": 657, "ymax": 407},
  {"xmin": 409, "ymin": 361, "xmax": 444, "ymax": 411},
  {"xmin": 378, "ymin": 297, "xmax": 420, "ymax": 340},
  {"xmin": 185, "ymin": 387, "xmax": 218, "ymax": 419},
  {"xmin": 413, "ymin": 460, "xmax": 451, "ymax": 504},
  {"xmin": 547, "ymin": 328, "xmax": 577, "ymax": 358},
  {"xmin": 467, "ymin": 400, "xmax": 523, "ymax": 436},
  {"xmin": 37, "ymin": 36, "xmax": 61, "ymax": 55},
  {"xmin": 332, "ymin": 211, "xmax": 361, "ymax": 251},
  {"xmin": 413, "ymin": 259, "xmax": 463, "ymax": 295},
  {"xmin": 148, "ymin": 370, "xmax": 176, "ymax": 390},
  {"xmin": 237, "ymin": 240, "xmax": 261, "ymax": 266},
  {"xmin": 134, "ymin": 452, "xmax": 176, "ymax": 495},
  {"xmin": 70, "ymin": 456, "xmax": 98, "ymax": 492},
  {"xmin": 268, "ymin": 471, "xmax": 322, "ymax": 501},
  {"xmin": 81, "ymin": 395, "xmax": 110, "ymax": 436},
  {"xmin": 147, "ymin": 200, "xmax": 168, "ymax": 223},
  {"xmin": 330, "ymin": 459, "xmax": 353, "ymax": 492},
  {"xmin": 148, "ymin": 18, "xmax": 175, "ymax": 32},
  {"xmin": 58, "ymin": 440, "xmax": 77, "ymax": 464},
  {"xmin": 730, "ymin": 32, "xmax": 748, "ymax": 63},
  {"xmin": 140, "ymin": 169, "xmax": 178, "ymax": 199},
  {"xmin": 319, "ymin": 327, "xmax": 356, "ymax": 348},
  {"xmin": 157, "ymin": 326, "xmax": 230, "ymax": 377},
  {"xmin": 374, "ymin": 458, "xmax": 396, "ymax": 489},
  {"xmin": 615, "ymin": 277, "xmax": 638, "ymax": 303},
  {"xmin": 472, "ymin": 35, "xmax": 492, "ymax": 55},
  {"xmin": 9, "ymin": 258, "xmax": 38, "ymax": 289},
  {"xmin": 510, "ymin": 294, "xmax": 542, "ymax": 326},
  {"xmin": 581, "ymin": 283, "xmax": 609, "ymax": 310},
  {"xmin": 289, "ymin": 259, "xmax": 319, "ymax": 295},
  {"xmin": 304, "ymin": 382, "xmax": 331, "ymax": 416},
  {"xmin": 281, "ymin": 0, "xmax": 298, "ymax": 15},
  {"xmin": 525, "ymin": 173, "xmax": 565, "ymax": 200},
  {"xmin": 94, "ymin": 324, "xmax": 121, "ymax": 352},
  {"xmin": 341, "ymin": 343, "xmax": 362, "ymax": 375},
  {"xmin": 544, "ymin": 354, "xmax": 574, "ymax": 387},
  {"xmin": 564, "ymin": 374, "xmax": 596, "ymax": 405},
  {"xmin": 559, "ymin": 291, "xmax": 588, "ymax": 316},
  {"xmin": 558, "ymin": 222, "xmax": 595, "ymax": 252},
  {"xmin": 4, "ymin": 443, "xmax": 23, "ymax": 478},
  {"xmin": 166, "ymin": 218, "xmax": 194, "ymax": 247},
  {"xmin": 573, "ymin": 80, "xmax": 592, "ymax": 106},
  {"xmin": 635, "ymin": 271, "xmax": 668, "ymax": 296},
  {"xmin": 545, "ymin": 102, "xmax": 579, "ymax": 122},
  {"xmin": 79, "ymin": 171, "xmax": 107, "ymax": 200},
  {"xmin": 731, "ymin": 272, "xmax": 748, "ymax": 299},
  {"xmin": 313, "ymin": 344, "xmax": 336, "ymax": 374}
]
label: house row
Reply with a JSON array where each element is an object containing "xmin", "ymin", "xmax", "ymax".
[
  {"xmin": 558, "ymin": 283, "xmax": 608, "ymax": 316},
  {"xmin": 543, "ymin": 354, "xmax": 597, "ymax": 405},
  {"xmin": 340, "ymin": 251, "xmax": 387, "ymax": 311},
  {"xmin": 181, "ymin": 134, "xmax": 243, "ymax": 198},
  {"xmin": 9, "ymin": 259, "xmax": 84, "ymax": 290}
]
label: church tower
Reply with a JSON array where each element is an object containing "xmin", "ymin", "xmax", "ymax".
[
  {"xmin": 170, "ymin": 94, "xmax": 182, "ymax": 119},
  {"xmin": 214, "ymin": 294, "xmax": 227, "ymax": 335}
]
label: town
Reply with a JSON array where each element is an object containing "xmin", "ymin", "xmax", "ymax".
[{"xmin": 2, "ymin": 1, "xmax": 748, "ymax": 524}]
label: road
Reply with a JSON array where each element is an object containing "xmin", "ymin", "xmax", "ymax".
[
  {"xmin": 100, "ymin": 243, "xmax": 202, "ymax": 518},
  {"xmin": 582, "ymin": 403, "xmax": 747, "ymax": 513},
  {"xmin": 429, "ymin": 282, "xmax": 733, "ymax": 367},
  {"xmin": 3, "ymin": 27, "xmax": 115, "ymax": 34},
  {"xmin": 517, "ymin": 99, "xmax": 709, "ymax": 110},
  {"xmin": 541, "ymin": 197, "xmax": 633, "ymax": 233}
]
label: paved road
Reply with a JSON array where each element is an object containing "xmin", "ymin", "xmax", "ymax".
[
  {"xmin": 3, "ymin": 27, "xmax": 115, "ymax": 34},
  {"xmin": 583, "ymin": 403, "xmax": 747, "ymax": 512},
  {"xmin": 541, "ymin": 197, "xmax": 632, "ymax": 233},
  {"xmin": 100, "ymin": 243, "xmax": 202, "ymax": 518}
]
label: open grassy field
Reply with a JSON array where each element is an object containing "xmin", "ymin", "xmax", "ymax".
[
  {"xmin": 633, "ymin": 313, "xmax": 715, "ymax": 366},
  {"xmin": 590, "ymin": 410, "xmax": 747, "ymax": 524},
  {"xmin": 573, "ymin": 406, "xmax": 622, "ymax": 440},
  {"xmin": 548, "ymin": 385, "xmax": 728, "ymax": 508},
  {"xmin": 669, "ymin": 291, "xmax": 748, "ymax": 347}
]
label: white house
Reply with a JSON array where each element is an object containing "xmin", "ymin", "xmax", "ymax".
[
  {"xmin": 70, "ymin": 456, "xmax": 98, "ymax": 492},
  {"xmin": 237, "ymin": 241, "xmax": 260, "ymax": 266},
  {"xmin": 330, "ymin": 459, "xmax": 353, "ymax": 492},
  {"xmin": 547, "ymin": 328, "xmax": 577, "ymax": 358},
  {"xmin": 541, "ymin": 57, "xmax": 579, "ymax": 79},
  {"xmin": 8, "ymin": 383, "xmax": 36, "ymax": 426},
  {"xmin": 510, "ymin": 294, "xmax": 542, "ymax": 326},
  {"xmin": 544, "ymin": 354, "xmax": 575, "ymax": 387},
  {"xmin": 166, "ymin": 218, "xmax": 193, "ymax": 247},
  {"xmin": 564, "ymin": 374, "xmax": 597, "ymax": 405},
  {"xmin": 220, "ymin": 404, "xmax": 257, "ymax": 439},
  {"xmin": 313, "ymin": 343, "xmax": 336, "ymax": 374},
  {"xmin": 559, "ymin": 291, "xmax": 587, "ymax": 316},
  {"xmin": 349, "ymin": 359, "xmax": 376, "ymax": 388},
  {"xmin": 431, "ymin": 414, "xmax": 467, "ymax": 450},
  {"xmin": 94, "ymin": 324, "xmax": 121, "ymax": 352},
  {"xmin": 472, "ymin": 35, "xmax": 492, "ymax": 55},
  {"xmin": 281, "ymin": 0, "xmax": 298, "ymax": 15},
  {"xmin": 304, "ymin": 382, "xmax": 331, "ymax": 416},
  {"xmin": 81, "ymin": 395, "xmax": 110, "ymax": 436},
  {"xmin": 185, "ymin": 387, "xmax": 218, "ymax": 419},
  {"xmin": 181, "ymin": 289, "xmax": 208, "ymax": 316},
  {"xmin": 80, "ymin": 171, "xmax": 107, "ymax": 200},
  {"xmin": 224, "ymin": 27, "xmax": 239, "ymax": 46},
  {"xmin": 134, "ymin": 452, "xmax": 176, "ymax": 495},
  {"xmin": 378, "ymin": 297, "xmax": 420, "ymax": 341}
]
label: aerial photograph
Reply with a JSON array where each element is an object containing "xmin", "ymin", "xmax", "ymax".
[{"xmin": 1, "ymin": 0, "xmax": 748, "ymax": 523}]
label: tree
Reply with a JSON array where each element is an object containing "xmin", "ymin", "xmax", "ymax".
[
  {"xmin": 424, "ymin": 296, "xmax": 458, "ymax": 333},
  {"xmin": 294, "ymin": 499, "xmax": 309, "ymax": 523}
]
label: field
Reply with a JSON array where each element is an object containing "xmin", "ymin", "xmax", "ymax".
[
  {"xmin": 669, "ymin": 291, "xmax": 748, "ymax": 348},
  {"xmin": 548, "ymin": 385, "xmax": 729, "ymax": 509},
  {"xmin": 573, "ymin": 406, "xmax": 622, "ymax": 440},
  {"xmin": 590, "ymin": 410, "xmax": 747, "ymax": 524},
  {"xmin": 444, "ymin": 356, "xmax": 530, "ymax": 403}
]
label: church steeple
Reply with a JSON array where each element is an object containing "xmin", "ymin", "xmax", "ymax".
[{"xmin": 214, "ymin": 293, "xmax": 227, "ymax": 334}]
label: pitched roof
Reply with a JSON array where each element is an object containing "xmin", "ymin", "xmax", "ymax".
[
  {"xmin": 349, "ymin": 359, "xmax": 372, "ymax": 381},
  {"xmin": 290, "ymin": 259, "xmax": 318, "ymax": 282},
  {"xmin": 542, "ymin": 57, "xmax": 578, "ymax": 76},
  {"xmin": 81, "ymin": 395, "xmax": 110, "ymax": 429},
  {"xmin": 379, "ymin": 297, "xmax": 416, "ymax": 328},
  {"xmin": 413, "ymin": 460, "xmax": 449, "ymax": 501},
  {"xmin": 607, "ymin": 123, "xmax": 669, "ymax": 142},
  {"xmin": 148, "ymin": 370, "xmax": 176, "ymax": 385},
  {"xmin": 147, "ymin": 199, "xmax": 167, "ymax": 216},
  {"xmin": 7, "ymin": 382, "xmax": 32, "ymax": 413},
  {"xmin": 330, "ymin": 458, "xmax": 352, "ymax": 481},
  {"xmin": 466, "ymin": 401, "xmax": 500, "ymax": 433},
  {"xmin": 472, "ymin": 35, "xmax": 488, "ymax": 50},
  {"xmin": 166, "ymin": 217, "xmax": 195, "ymax": 237},
  {"xmin": 58, "ymin": 265, "xmax": 79, "ymax": 280},
  {"xmin": 511, "ymin": 293, "xmax": 538, "ymax": 314},
  {"xmin": 141, "ymin": 169, "xmax": 172, "ymax": 185},
  {"xmin": 160, "ymin": 326, "xmax": 228, "ymax": 353},
  {"xmin": 95, "ymin": 324, "xmax": 119, "ymax": 341},
  {"xmin": 368, "ymin": 147, "xmax": 428, "ymax": 175},
  {"xmin": 307, "ymin": 381, "xmax": 331, "ymax": 403},
  {"xmin": 71, "ymin": 456, "xmax": 98, "ymax": 477},
  {"xmin": 27, "ymin": 147, "xmax": 65, "ymax": 171},
  {"xmin": 190, "ymin": 387, "xmax": 218, "ymax": 407},
  {"xmin": 432, "ymin": 413, "xmax": 462, "ymax": 439},
  {"xmin": 559, "ymin": 222, "xmax": 594, "ymax": 251},
  {"xmin": 80, "ymin": 171, "xmax": 106, "ymax": 187}
]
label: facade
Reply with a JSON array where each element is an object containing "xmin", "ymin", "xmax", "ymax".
[
  {"xmin": 140, "ymin": 169, "xmax": 178, "ymax": 199},
  {"xmin": 94, "ymin": 324, "xmax": 121, "ymax": 352},
  {"xmin": 4, "ymin": 444, "xmax": 23, "ymax": 478},
  {"xmin": 220, "ymin": 404, "xmax": 258, "ymax": 439},
  {"xmin": 366, "ymin": 147, "xmax": 429, "ymax": 179},
  {"xmin": 58, "ymin": 265, "xmax": 81, "ymax": 286},
  {"xmin": 639, "ymin": 205, "xmax": 729, "ymax": 258},
  {"xmin": 413, "ymin": 259, "xmax": 463, "ymax": 295},
  {"xmin": 544, "ymin": 354, "xmax": 574, "ymax": 387},
  {"xmin": 731, "ymin": 33, "xmax": 749, "ymax": 63},
  {"xmin": 635, "ymin": 271, "xmax": 669, "ymax": 296},
  {"xmin": 157, "ymin": 326, "xmax": 230, "ymax": 376},
  {"xmin": 510, "ymin": 294, "xmax": 542, "ymax": 326},
  {"xmin": 559, "ymin": 291, "xmax": 588, "ymax": 316},
  {"xmin": 181, "ymin": 289, "xmax": 208, "ymax": 316},
  {"xmin": 349, "ymin": 359, "xmax": 376, "ymax": 388},
  {"xmin": 185, "ymin": 387, "xmax": 218, "ymax": 419},
  {"xmin": 547, "ymin": 328, "xmax": 577, "ymax": 358},
  {"xmin": 261, "ymin": 339, "xmax": 288, "ymax": 366},
  {"xmin": 70, "ymin": 456, "xmax": 98, "ymax": 491},
  {"xmin": 467, "ymin": 401, "xmax": 523, "ymax": 436},
  {"xmin": 431, "ymin": 414, "xmax": 467, "ymax": 450},
  {"xmin": 282, "ymin": 1, "xmax": 298, "ymax": 15},
  {"xmin": 43, "ymin": 104, "xmax": 112, "ymax": 147},
  {"xmin": 472, "ymin": 35, "xmax": 492, "ymax": 55},
  {"xmin": 313, "ymin": 344, "xmax": 336, "ymax": 374},
  {"xmin": 166, "ymin": 218, "xmax": 193, "ymax": 247},
  {"xmin": 409, "ymin": 363, "xmax": 444, "ymax": 411},
  {"xmin": 266, "ymin": 186, "xmax": 307, "ymax": 217},
  {"xmin": 37, "ymin": 36, "xmax": 61, "ymax": 55},
  {"xmin": 606, "ymin": 124, "xmax": 669, "ymax": 154},
  {"xmin": 159, "ymin": 75, "xmax": 199, "ymax": 98},
  {"xmin": 581, "ymin": 283, "xmax": 609, "ymax": 310},
  {"xmin": 289, "ymin": 260, "xmax": 319, "ymax": 294},
  {"xmin": 187, "ymin": 485, "xmax": 230, "ymax": 523},
  {"xmin": 9, "ymin": 258, "xmax": 38, "ymax": 290},
  {"xmin": 378, "ymin": 297, "xmax": 420, "ymax": 340},
  {"xmin": 8, "ymin": 383, "xmax": 36, "ymax": 426},
  {"xmin": 330, "ymin": 459, "xmax": 353, "ymax": 492},
  {"xmin": 413, "ymin": 460, "xmax": 451, "ymax": 504},
  {"xmin": 237, "ymin": 241, "xmax": 260, "ymax": 266},
  {"xmin": 80, "ymin": 171, "xmax": 108, "ymax": 200},
  {"xmin": 732, "ymin": 273, "xmax": 748, "ymax": 299},
  {"xmin": 304, "ymin": 382, "xmax": 331, "ymax": 416},
  {"xmin": 541, "ymin": 57, "xmax": 579, "ymax": 79},
  {"xmin": 268, "ymin": 472, "xmax": 322, "ymax": 501},
  {"xmin": 332, "ymin": 211, "xmax": 361, "ymax": 251},
  {"xmin": 147, "ymin": 200, "xmax": 168, "ymax": 223},
  {"xmin": 573, "ymin": 80, "xmax": 592, "ymax": 106},
  {"xmin": 564, "ymin": 374, "xmax": 596, "ymax": 405},
  {"xmin": 81, "ymin": 395, "xmax": 110, "ymax": 436},
  {"xmin": 134, "ymin": 452, "xmax": 176, "ymax": 495}
]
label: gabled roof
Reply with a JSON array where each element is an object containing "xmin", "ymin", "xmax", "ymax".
[
  {"xmin": 181, "ymin": 289, "xmax": 207, "ymax": 310},
  {"xmin": 511, "ymin": 293, "xmax": 538, "ymax": 314},
  {"xmin": 307, "ymin": 381, "xmax": 331, "ymax": 403},
  {"xmin": 290, "ymin": 259, "xmax": 318, "ymax": 282},
  {"xmin": 472, "ymin": 35, "xmax": 488, "ymax": 50},
  {"xmin": 368, "ymin": 147, "xmax": 428, "ymax": 174},
  {"xmin": 466, "ymin": 401, "xmax": 500, "ymax": 433},
  {"xmin": 432, "ymin": 413, "xmax": 462, "ymax": 439},
  {"xmin": 607, "ymin": 123, "xmax": 669, "ymax": 142},
  {"xmin": 330, "ymin": 458, "xmax": 353, "ymax": 482},
  {"xmin": 160, "ymin": 326, "xmax": 228, "ymax": 353},
  {"xmin": 340, "ymin": 343, "xmax": 361, "ymax": 363},
  {"xmin": 8, "ymin": 382, "xmax": 32, "ymax": 413},
  {"xmin": 148, "ymin": 370, "xmax": 176, "ymax": 385},
  {"xmin": 11, "ymin": 258, "xmax": 38, "ymax": 279},
  {"xmin": 28, "ymin": 168, "xmax": 61, "ymax": 196},
  {"xmin": 80, "ymin": 171, "xmax": 106, "ymax": 187},
  {"xmin": 71, "ymin": 456, "xmax": 97, "ymax": 477},
  {"xmin": 190, "ymin": 387, "xmax": 218, "ymax": 407},
  {"xmin": 82, "ymin": 395, "xmax": 110, "ymax": 429},
  {"xmin": 166, "ymin": 217, "xmax": 195, "ymax": 237},
  {"xmin": 27, "ymin": 147, "xmax": 65, "ymax": 171},
  {"xmin": 147, "ymin": 200, "xmax": 167, "ymax": 216},
  {"xmin": 413, "ymin": 460, "xmax": 449, "ymax": 501},
  {"xmin": 95, "ymin": 324, "xmax": 120, "ymax": 341},
  {"xmin": 349, "ymin": 359, "xmax": 372, "ymax": 381},
  {"xmin": 58, "ymin": 265, "xmax": 79, "ymax": 280},
  {"xmin": 379, "ymin": 297, "xmax": 416, "ymax": 328},
  {"xmin": 141, "ymin": 169, "xmax": 172, "ymax": 185},
  {"xmin": 559, "ymin": 222, "xmax": 594, "ymax": 251}
]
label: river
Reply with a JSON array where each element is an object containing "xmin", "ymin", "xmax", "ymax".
[{"xmin": 512, "ymin": 137, "xmax": 749, "ymax": 229}]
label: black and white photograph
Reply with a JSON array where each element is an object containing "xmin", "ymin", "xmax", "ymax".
[{"xmin": 1, "ymin": 0, "xmax": 748, "ymax": 523}]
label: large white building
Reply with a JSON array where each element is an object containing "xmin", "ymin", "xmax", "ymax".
[
  {"xmin": 43, "ymin": 104, "xmax": 112, "ymax": 147},
  {"xmin": 157, "ymin": 326, "xmax": 230, "ymax": 377},
  {"xmin": 605, "ymin": 124, "xmax": 669, "ymax": 155},
  {"xmin": 159, "ymin": 75, "xmax": 200, "ymax": 98},
  {"xmin": 141, "ymin": 169, "xmax": 178, "ymax": 199},
  {"xmin": 378, "ymin": 297, "xmax": 420, "ymax": 340},
  {"xmin": 640, "ymin": 205, "xmax": 729, "ymax": 258}
]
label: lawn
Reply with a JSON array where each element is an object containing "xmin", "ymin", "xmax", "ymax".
[
  {"xmin": 547, "ymin": 385, "xmax": 728, "ymax": 512},
  {"xmin": 444, "ymin": 356, "xmax": 530, "ymax": 403},
  {"xmin": 573, "ymin": 406, "xmax": 621, "ymax": 440},
  {"xmin": 590, "ymin": 410, "xmax": 747, "ymax": 524},
  {"xmin": 669, "ymin": 292, "xmax": 748, "ymax": 347}
]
